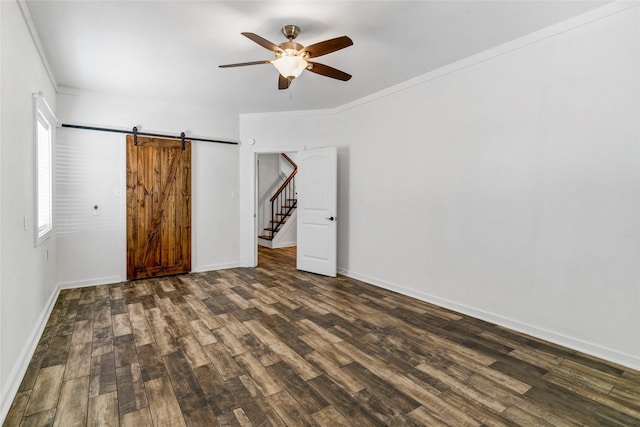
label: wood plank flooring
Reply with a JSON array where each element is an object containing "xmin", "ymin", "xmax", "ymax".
[{"xmin": 5, "ymin": 246, "xmax": 640, "ymax": 426}]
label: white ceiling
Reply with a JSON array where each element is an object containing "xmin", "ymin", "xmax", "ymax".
[{"xmin": 25, "ymin": 1, "xmax": 606, "ymax": 116}]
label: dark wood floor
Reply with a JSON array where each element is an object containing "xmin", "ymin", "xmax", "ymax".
[{"xmin": 5, "ymin": 246, "xmax": 640, "ymax": 426}]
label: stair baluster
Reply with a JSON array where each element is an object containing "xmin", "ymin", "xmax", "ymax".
[{"xmin": 265, "ymin": 153, "xmax": 297, "ymax": 240}]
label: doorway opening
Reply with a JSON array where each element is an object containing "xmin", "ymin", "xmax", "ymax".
[
  {"xmin": 255, "ymin": 151, "xmax": 298, "ymax": 268},
  {"xmin": 247, "ymin": 146, "xmax": 337, "ymax": 276}
]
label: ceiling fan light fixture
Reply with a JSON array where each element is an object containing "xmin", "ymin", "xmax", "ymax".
[
  {"xmin": 272, "ymin": 55, "xmax": 307, "ymax": 78},
  {"xmin": 219, "ymin": 26, "xmax": 353, "ymax": 89}
]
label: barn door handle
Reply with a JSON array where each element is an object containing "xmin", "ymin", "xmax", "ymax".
[{"xmin": 326, "ymin": 216, "xmax": 336, "ymax": 221}]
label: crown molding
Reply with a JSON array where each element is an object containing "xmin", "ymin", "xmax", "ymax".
[
  {"xmin": 17, "ymin": 0, "xmax": 58, "ymax": 91},
  {"xmin": 334, "ymin": 1, "xmax": 639, "ymax": 114}
]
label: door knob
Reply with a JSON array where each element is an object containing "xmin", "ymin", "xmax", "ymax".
[{"xmin": 326, "ymin": 216, "xmax": 336, "ymax": 221}]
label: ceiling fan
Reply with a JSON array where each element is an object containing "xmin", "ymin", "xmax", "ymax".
[{"xmin": 219, "ymin": 25, "xmax": 353, "ymax": 90}]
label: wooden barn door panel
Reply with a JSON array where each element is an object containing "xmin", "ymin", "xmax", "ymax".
[{"xmin": 127, "ymin": 135, "xmax": 191, "ymax": 280}]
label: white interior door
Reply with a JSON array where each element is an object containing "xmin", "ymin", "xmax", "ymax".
[{"xmin": 296, "ymin": 147, "xmax": 337, "ymax": 277}]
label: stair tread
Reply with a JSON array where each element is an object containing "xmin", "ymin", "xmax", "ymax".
[{"xmin": 263, "ymin": 196, "xmax": 296, "ymax": 239}]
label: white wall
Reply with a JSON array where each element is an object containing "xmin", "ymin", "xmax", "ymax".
[
  {"xmin": 55, "ymin": 91, "xmax": 241, "ymax": 286},
  {"xmin": 0, "ymin": 0, "xmax": 59, "ymax": 419},
  {"xmin": 0, "ymin": 1, "xmax": 4, "ymax": 417},
  {"xmin": 240, "ymin": 4, "xmax": 640, "ymax": 369},
  {"xmin": 55, "ymin": 127, "xmax": 125, "ymax": 286}
]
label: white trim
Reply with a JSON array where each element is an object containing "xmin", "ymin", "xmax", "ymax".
[
  {"xmin": 241, "ymin": 108, "xmax": 335, "ymax": 121},
  {"xmin": 257, "ymin": 238, "xmax": 272, "ymax": 249},
  {"xmin": 250, "ymin": 145, "xmax": 303, "ymax": 154},
  {"xmin": 193, "ymin": 262, "xmax": 241, "ymax": 273},
  {"xmin": 57, "ymin": 275, "xmax": 122, "ymax": 290},
  {"xmin": 56, "ymin": 261, "xmax": 244, "ymax": 287},
  {"xmin": 271, "ymin": 241, "xmax": 296, "ymax": 249},
  {"xmin": 34, "ymin": 94, "xmax": 56, "ymax": 247},
  {"xmin": 0, "ymin": 285, "xmax": 60, "ymax": 423},
  {"xmin": 338, "ymin": 269, "xmax": 640, "ymax": 371},
  {"xmin": 32, "ymin": 92, "xmax": 57, "ymax": 123},
  {"xmin": 0, "ymin": 1, "xmax": 3, "ymax": 422},
  {"xmin": 17, "ymin": 0, "xmax": 58, "ymax": 90}
]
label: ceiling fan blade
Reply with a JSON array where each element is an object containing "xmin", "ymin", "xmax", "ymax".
[
  {"xmin": 302, "ymin": 36, "xmax": 353, "ymax": 58},
  {"xmin": 306, "ymin": 62, "xmax": 352, "ymax": 81},
  {"xmin": 242, "ymin": 32, "xmax": 283, "ymax": 53},
  {"xmin": 278, "ymin": 74, "xmax": 291, "ymax": 90},
  {"xmin": 219, "ymin": 60, "xmax": 272, "ymax": 68}
]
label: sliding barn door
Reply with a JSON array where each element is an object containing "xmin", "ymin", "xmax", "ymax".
[{"xmin": 126, "ymin": 135, "xmax": 191, "ymax": 280}]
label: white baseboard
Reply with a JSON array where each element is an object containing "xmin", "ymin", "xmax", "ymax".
[
  {"xmin": 57, "ymin": 264, "xmax": 245, "ymax": 288},
  {"xmin": 193, "ymin": 262, "xmax": 241, "ymax": 273},
  {"xmin": 257, "ymin": 238, "xmax": 273, "ymax": 249},
  {"xmin": 271, "ymin": 241, "xmax": 296, "ymax": 249},
  {"xmin": 58, "ymin": 275, "xmax": 123, "ymax": 289},
  {"xmin": 0, "ymin": 284, "xmax": 60, "ymax": 424},
  {"xmin": 338, "ymin": 268, "xmax": 640, "ymax": 371}
]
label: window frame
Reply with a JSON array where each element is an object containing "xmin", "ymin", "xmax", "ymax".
[{"xmin": 34, "ymin": 93, "xmax": 56, "ymax": 246}]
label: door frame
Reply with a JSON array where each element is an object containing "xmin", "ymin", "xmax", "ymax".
[{"xmin": 244, "ymin": 145, "xmax": 303, "ymax": 267}]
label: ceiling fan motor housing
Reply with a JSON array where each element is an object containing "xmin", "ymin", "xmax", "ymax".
[
  {"xmin": 281, "ymin": 25, "xmax": 301, "ymax": 40},
  {"xmin": 277, "ymin": 41, "xmax": 305, "ymax": 57}
]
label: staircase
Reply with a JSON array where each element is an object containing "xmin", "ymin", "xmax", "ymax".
[{"xmin": 259, "ymin": 153, "xmax": 297, "ymax": 241}]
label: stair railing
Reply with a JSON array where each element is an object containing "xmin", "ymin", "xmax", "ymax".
[{"xmin": 269, "ymin": 153, "xmax": 297, "ymax": 239}]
